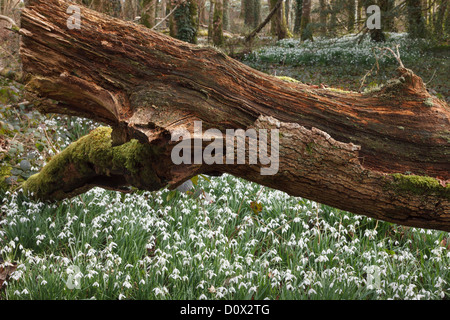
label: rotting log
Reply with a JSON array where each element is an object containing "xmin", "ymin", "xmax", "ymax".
[{"xmin": 18, "ymin": 0, "xmax": 450, "ymax": 231}]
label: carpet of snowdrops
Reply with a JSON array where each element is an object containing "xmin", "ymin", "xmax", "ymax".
[
  {"xmin": 243, "ymin": 33, "xmax": 450, "ymax": 101},
  {"xmin": 1, "ymin": 172, "xmax": 449, "ymax": 300},
  {"xmin": 244, "ymin": 33, "xmax": 427, "ymax": 67}
]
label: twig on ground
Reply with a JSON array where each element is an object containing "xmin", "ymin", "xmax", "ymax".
[{"xmin": 0, "ymin": 14, "xmax": 19, "ymax": 32}]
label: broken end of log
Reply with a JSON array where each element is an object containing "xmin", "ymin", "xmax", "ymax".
[{"xmin": 22, "ymin": 127, "xmax": 166, "ymax": 201}]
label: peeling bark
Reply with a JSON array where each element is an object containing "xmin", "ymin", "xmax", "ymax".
[{"xmin": 19, "ymin": 0, "xmax": 450, "ymax": 231}]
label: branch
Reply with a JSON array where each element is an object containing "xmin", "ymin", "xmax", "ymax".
[
  {"xmin": 377, "ymin": 45, "xmax": 404, "ymax": 68},
  {"xmin": 245, "ymin": 0, "xmax": 283, "ymax": 42},
  {"xmin": 0, "ymin": 14, "xmax": 19, "ymax": 32},
  {"xmin": 151, "ymin": 2, "xmax": 182, "ymax": 30}
]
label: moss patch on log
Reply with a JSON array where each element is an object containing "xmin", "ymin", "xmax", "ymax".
[
  {"xmin": 388, "ymin": 173, "xmax": 450, "ymax": 199},
  {"xmin": 22, "ymin": 127, "xmax": 158, "ymax": 200},
  {"xmin": 276, "ymin": 76, "xmax": 300, "ymax": 83}
]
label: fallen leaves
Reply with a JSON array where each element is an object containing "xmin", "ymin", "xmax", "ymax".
[{"xmin": 0, "ymin": 260, "xmax": 17, "ymax": 288}]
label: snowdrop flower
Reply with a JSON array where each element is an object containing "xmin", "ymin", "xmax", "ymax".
[
  {"xmin": 307, "ymin": 288, "xmax": 317, "ymax": 295},
  {"xmin": 153, "ymin": 287, "xmax": 168, "ymax": 297}
]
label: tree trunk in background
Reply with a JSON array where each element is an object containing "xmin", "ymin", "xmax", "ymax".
[
  {"xmin": 159, "ymin": 0, "xmax": 167, "ymax": 28},
  {"xmin": 269, "ymin": 0, "xmax": 290, "ymax": 39},
  {"xmin": 300, "ymin": 0, "xmax": 312, "ymax": 40},
  {"xmin": 223, "ymin": 0, "xmax": 229, "ymax": 30},
  {"xmin": 212, "ymin": 0, "xmax": 224, "ymax": 45},
  {"xmin": 293, "ymin": 0, "xmax": 302, "ymax": 34},
  {"xmin": 406, "ymin": 0, "xmax": 427, "ymax": 38},
  {"xmin": 276, "ymin": 0, "xmax": 290, "ymax": 39},
  {"xmin": 269, "ymin": 0, "xmax": 276, "ymax": 34},
  {"xmin": 122, "ymin": 0, "xmax": 138, "ymax": 20},
  {"xmin": 254, "ymin": 0, "xmax": 261, "ymax": 27},
  {"xmin": 328, "ymin": 0, "xmax": 337, "ymax": 36},
  {"xmin": 170, "ymin": 0, "xmax": 198, "ymax": 44},
  {"xmin": 18, "ymin": 0, "xmax": 450, "ymax": 232},
  {"xmin": 379, "ymin": 0, "xmax": 395, "ymax": 32},
  {"xmin": 446, "ymin": 1, "xmax": 450, "ymax": 35},
  {"xmin": 422, "ymin": 0, "xmax": 429, "ymax": 24},
  {"xmin": 141, "ymin": 0, "xmax": 157, "ymax": 28},
  {"xmin": 356, "ymin": 0, "xmax": 363, "ymax": 29},
  {"xmin": 269, "ymin": 0, "xmax": 284, "ymax": 36},
  {"xmin": 245, "ymin": 0, "xmax": 281, "ymax": 41},
  {"xmin": 347, "ymin": 0, "xmax": 356, "ymax": 33},
  {"xmin": 198, "ymin": 0, "xmax": 207, "ymax": 25},
  {"xmin": 317, "ymin": 0, "xmax": 327, "ymax": 35},
  {"xmin": 434, "ymin": 0, "xmax": 448, "ymax": 37},
  {"xmin": 208, "ymin": 0, "xmax": 214, "ymax": 39},
  {"xmin": 284, "ymin": 0, "xmax": 290, "ymax": 27},
  {"xmin": 244, "ymin": 0, "xmax": 260, "ymax": 28}
]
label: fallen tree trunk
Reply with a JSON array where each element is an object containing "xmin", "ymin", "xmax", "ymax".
[{"xmin": 19, "ymin": 0, "xmax": 450, "ymax": 231}]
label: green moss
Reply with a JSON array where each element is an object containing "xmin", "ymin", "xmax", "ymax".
[
  {"xmin": 276, "ymin": 76, "xmax": 300, "ymax": 83},
  {"xmin": 305, "ymin": 142, "xmax": 314, "ymax": 155},
  {"xmin": 325, "ymin": 87, "xmax": 354, "ymax": 94},
  {"xmin": 388, "ymin": 173, "xmax": 450, "ymax": 199},
  {"xmin": 423, "ymin": 98, "xmax": 434, "ymax": 107},
  {"xmin": 0, "ymin": 165, "xmax": 12, "ymax": 191},
  {"xmin": 22, "ymin": 127, "xmax": 158, "ymax": 200},
  {"xmin": 363, "ymin": 77, "xmax": 405, "ymax": 97},
  {"xmin": 174, "ymin": 0, "xmax": 199, "ymax": 44}
]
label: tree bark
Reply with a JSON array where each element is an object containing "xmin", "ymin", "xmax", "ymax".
[
  {"xmin": 170, "ymin": 0, "xmax": 198, "ymax": 44},
  {"xmin": 243, "ymin": 0, "xmax": 260, "ymax": 28},
  {"xmin": 212, "ymin": 0, "xmax": 224, "ymax": 45},
  {"xmin": 318, "ymin": 0, "xmax": 327, "ymax": 34},
  {"xmin": 347, "ymin": 0, "xmax": 355, "ymax": 33},
  {"xmin": 223, "ymin": 0, "xmax": 229, "ymax": 30},
  {"xmin": 300, "ymin": 0, "xmax": 312, "ymax": 40},
  {"xmin": 19, "ymin": 0, "xmax": 450, "ymax": 231},
  {"xmin": 141, "ymin": 0, "xmax": 157, "ymax": 28},
  {"xmin": 434, "ymin": 0, "xmax": 448, "ymax": 37},
  {"xmin": 293, "ymin": 0, "xmax": 302, "ymax": 34},
  {"xmin": 269, "ymin": 0, "xmax": 290, "ymax": 40},
  {"xmin": 406, "ymin": 0, "xmax": 427, "ymax": 38}
]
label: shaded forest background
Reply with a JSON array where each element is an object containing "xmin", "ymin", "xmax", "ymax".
[{"xmin": 1, "ymin": 0, "xmax": 450, "ymax": 53}]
